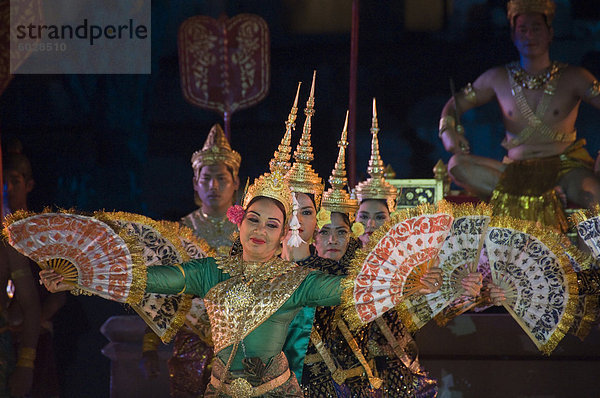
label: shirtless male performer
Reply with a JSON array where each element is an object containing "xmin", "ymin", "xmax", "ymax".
[{"xmin": 439, "ymin": 0, "xmax": 600, "ymax": 232}]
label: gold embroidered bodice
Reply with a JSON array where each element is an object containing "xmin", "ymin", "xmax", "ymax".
[{"xmin": 205, "ymin": 255, "xmax": 312, "ymax": 354}]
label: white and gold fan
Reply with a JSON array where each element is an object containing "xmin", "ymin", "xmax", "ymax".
[
  {"xmin": 572, "ymin": 208, "xmax": 600, "ymax": 259},
  {"xmin": 3, "ymin": 211, "xmax": 146, "ymax": 304},
  {"xmin": 399, "ymin": 203, "xmax": 491, "ymax": 331},
  {"xmin": 484, "ymin": 217, "xmax": 578, "ymax": 355},
  {"xmin": 343, "ymin": 202, "xmax": 454, "ymax": 329},
  {"xmin": 95, "ymin": 212, "xmax": 213, "ymax": 342}
]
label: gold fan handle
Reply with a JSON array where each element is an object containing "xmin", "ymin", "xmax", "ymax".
[
  {"xmin": 44, "ymin": 258, "xmax": 79, "ymax": 283},
  {"xmin": 404, "ymin": 256, "xmax": 438, "ymax": 297}
]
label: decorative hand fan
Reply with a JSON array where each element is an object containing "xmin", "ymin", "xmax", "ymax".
[
  {"xmin": 398, "ymin": 203, "xmax": 492, "ymax": 331},
  {"xmin": 572, "ymin": 210, "xmax": 600, "ymax": 259},
  {"xmin": 3, "ymin": 211, "xmax": 145, "ymax": 304},
  {"xmin": 95, "ymin": 212, "xmax": 213, "ymax": 342},
  {"xmin": 484, "ymin": 217, "xmax": 578, "ymax": 355},
  {"xmin": 560, "ymin": 235, "xmax": 599, "ymax": 341},
  {"xmin": 343, "ymin": 203, "xmax": 453, "ymax": 329}
]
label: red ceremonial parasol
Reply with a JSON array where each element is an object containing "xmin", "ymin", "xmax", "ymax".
[{"xmin": 178, "ymin": 13, "xmax": 270, "ymax": 138}]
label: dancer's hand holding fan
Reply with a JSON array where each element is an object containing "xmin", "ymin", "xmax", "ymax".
[
  {"xmin": 4, "ymin": 211, "xmax": 147, "ymax": 302},
  {"xmin": 342, "ymin": 202, "xmax": 453, "ymax": 330},
  {"xmin": 485, "ymin": 216, "xmax": 578, "ymax": 355},
  {"xmin": 399, "ymin": 203, "xmax": 491, "ymax": 331},
  {"xmin": 3, "ymin": 210, "xmax": 213, "ymax": 343}
]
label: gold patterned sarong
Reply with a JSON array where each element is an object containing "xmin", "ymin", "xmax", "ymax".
[{"xmin": 490, "ymin": 139, "xmax": 594, "ymax": 232}]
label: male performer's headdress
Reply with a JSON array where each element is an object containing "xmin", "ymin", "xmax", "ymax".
[
  {"xmin": 507, "ymin": 0, "xmax": 556, "ymax": 27},
  {"xmin": 191, "ymin": 124, "xmax": 242, "ymax": 179},
  {"xmin": 320, "ymin": 111, "xmax": 359, "ymax": 221},
  {"xmin": 284, "ymin": 71, "xmax": 325, "ymax": 209},
  {"xmin": 355, "ymin": 98, "xmax": 398, "ymax": 213}
]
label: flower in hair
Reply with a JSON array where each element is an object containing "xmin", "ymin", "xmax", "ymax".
[
  {"xmin": 226, "ymin": 205, "xmax": 245, "ymax": 224},
  {"xmin": 351, "ymin": 222, "xmax": 365, "ymax": 238},
  {"xmin": 316, "ymin": 208, "xmax": 332, "ymax": 229}
]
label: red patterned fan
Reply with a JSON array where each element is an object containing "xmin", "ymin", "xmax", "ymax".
[
  {"xmin": 343, "ymin": 203, "xmax": 453, "ymax": 329},
  {"xmin": 178, "ymin": 13, "xmax": 270, "ymax": 137},
  {"xmin": 398, "ymin": 203, "xmax": 491, "ymax": 331},
  {"xmin": 4, "ymin": 211, "xmax": 215, "ymax": 342}
]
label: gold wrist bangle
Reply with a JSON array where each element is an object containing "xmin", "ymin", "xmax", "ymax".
[
  {"xmin": 18, "ymin": 347, "xmax": 36, "ymax": 360},
  {"xmin": 16, "ymin": 358, "xmax": 35, "ymax": 368},
  {"xmin": 438, "ymin": 115, "xmax": 456, "ymax": 138}
]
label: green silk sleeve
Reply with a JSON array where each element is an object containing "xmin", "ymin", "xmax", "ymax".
[
  {"xmin": 291, "ymin": 270, "xmax": 344, "ymax": 308},
  {"xmin": 146, "ymin": 257, "xmax": 225, "ymax": 297},
  {"xmin": 283, "ymin": 306, "xmax": 316, "ymax": 382}
]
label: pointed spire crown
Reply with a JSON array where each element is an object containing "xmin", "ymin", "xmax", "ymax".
[
  {"xmin": 270, "ymin": 82, "xmax": 302, "ymax": 174},
  {"xmin": 355, "ymin": 98, "xmax": 398, "ymax": 212},
  {"xmin": 321, "ymin": 111, "xmax": 358, "ymax": 218},
  {"xmin": 285, "ymin": 71, "xmax": 324, "ymax": 207}
]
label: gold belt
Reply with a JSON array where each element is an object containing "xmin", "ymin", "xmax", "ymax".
[{"xmin": 210, "ymin": 368, "xmax": 290, "ymax": 398}]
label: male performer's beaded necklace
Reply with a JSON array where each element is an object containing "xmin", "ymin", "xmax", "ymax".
[{"xmin": 506, "ymin": 61, "xmax": 562, "ymax": 90}]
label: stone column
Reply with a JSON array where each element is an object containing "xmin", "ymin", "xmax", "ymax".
[{"xmin": 101, "ymin": 315, "xmax": 172, "ymax": 398}]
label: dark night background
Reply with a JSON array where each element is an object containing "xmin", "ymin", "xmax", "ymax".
[{"xmin": 2, "ymin": 0, "xmax": 600, "ymax": 396}]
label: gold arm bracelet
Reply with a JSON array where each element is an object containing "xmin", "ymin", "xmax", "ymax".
[
  {"xmin": 174, "ymin": 264, "xmax": 187, "ymax": 295},
  {"xmin": 16, "ymin": 347, "xmax": 36, "ymax": 368},
  {"xmin": 71, "ymin": 288, "xmax": 93, "ymax": 296},
  {"xmin": 438, "ymin": 115, "xmax": 456, "ymax": 138},
  {"xmin": 142, "ymin": 332, "xmax": 161, "ymax": 352},
  {"xmin": 586, "ymin": 80, "xmax": 600, "ymax": 99}
]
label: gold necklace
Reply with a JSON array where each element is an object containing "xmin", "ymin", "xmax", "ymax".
[
  {"xmin": 507, "ymin": 61, "xmax": 562, "ymax": 90},
  {"xmin": 216, "ymin": 254, "xmax": 296, "ymax": 282}
]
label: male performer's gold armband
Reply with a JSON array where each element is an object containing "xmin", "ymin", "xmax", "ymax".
[
  {"xmin": 462, "ymin": 83, "xmax": 476, "ymax": 103},
  {"xmin": 586, "ymin": 80, "xmax": 600, "ymax": 99},
  {"xmin": 16, "ymin": 347, "xmax": 36, "ymax": 368}
]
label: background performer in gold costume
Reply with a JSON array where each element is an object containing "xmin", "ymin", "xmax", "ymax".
[
  {"xmin": 143, "ymin": 124, "xmax": 240, "ymax": 397},
  {"xmin": 439, "ymin": 0, "xmax": 600, "ymax": 232}
]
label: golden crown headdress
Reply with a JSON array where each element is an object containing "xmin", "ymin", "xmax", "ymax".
[
  {"xmin": 321, "ymin": 111, "xmax": 359, "ymax": 220},
  {"xmin": 355, "ymin": 98, "xmax": 398, "ymax": 213},
  {"xmin": 242, "ymin": 168, "xmax": 293, "ymax": 219},
  {"xmin": 507, "ymin": 0, "xmax": 556, "ymax": 27},
  {"xmin": 191, "ymin": 124, "xmax": 242, "ymax": 178},
  {"xmin": 269, "ymin": 82, "xmax": 302, "ymax": 175},
  {"xmin": 284, "ymin": 71, "xmax": 325, "ymax": 208}
]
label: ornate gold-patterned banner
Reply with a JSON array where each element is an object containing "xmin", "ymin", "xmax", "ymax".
[
  {"xmin": 0, "ymin": 0, "xmax": 43, "ymax": 95},
  {"xmin": 178, "ymin": 13, "xmax": 270, "ymax": 117}
]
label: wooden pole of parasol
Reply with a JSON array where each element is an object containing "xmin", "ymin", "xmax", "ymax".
[{"xmin": 348, "ymin": 0, "xmax": 359, "ymax": 187}]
